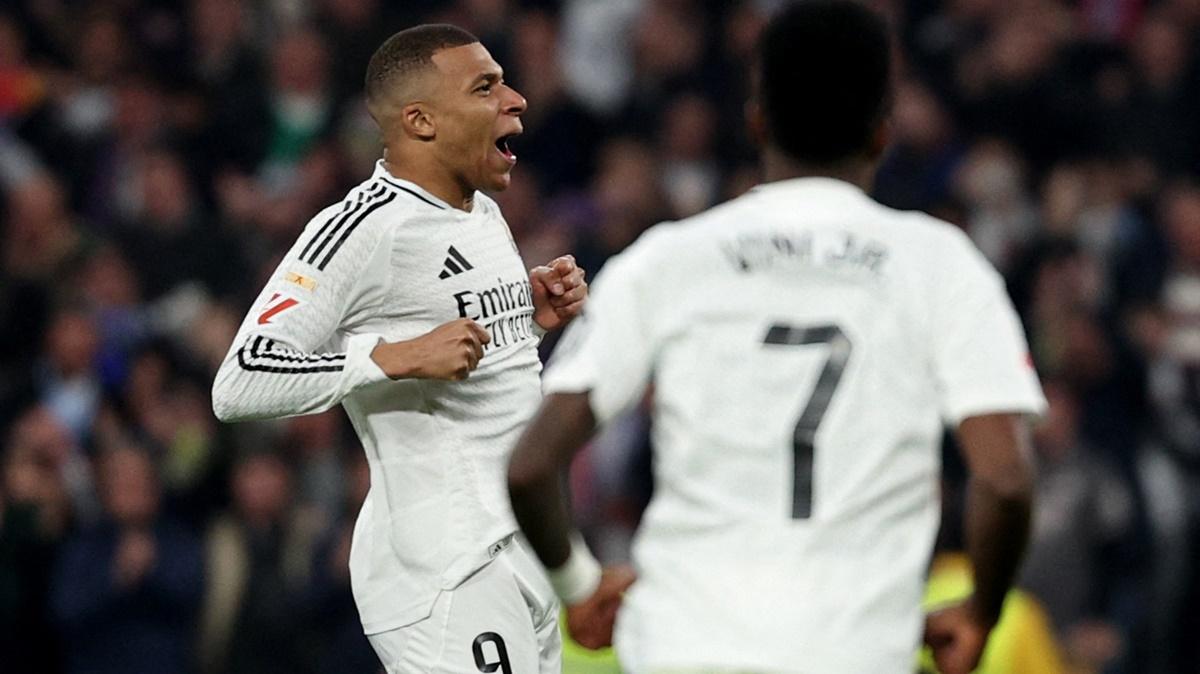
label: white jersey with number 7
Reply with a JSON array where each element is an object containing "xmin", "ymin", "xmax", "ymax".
[{"xmin": 541, "ymin": 177, "xmax": 1046, "ymax": 674}]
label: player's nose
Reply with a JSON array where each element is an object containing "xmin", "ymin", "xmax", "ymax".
[{"xmin": 502, "ymin": 85, "xmax": 527, "ymax": 116}]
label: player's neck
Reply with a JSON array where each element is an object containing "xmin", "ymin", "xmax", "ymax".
[
  {"xmin": 382, "ymin": 155, "xmax": 475, "ymax": 212},
  {"xmin": 761, "ymin": 147, "xmax": 877, "ymax": 192}
]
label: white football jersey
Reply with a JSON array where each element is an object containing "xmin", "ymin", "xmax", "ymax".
[
  {"xmin": 212, "ymin": 161, "xmax": 543, "ymax": 634},
  {"xmin": 543, "ymin": 178, "xmax": 1046, "ymax": 673}
]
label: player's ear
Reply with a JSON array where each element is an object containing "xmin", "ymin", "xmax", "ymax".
[{"xmin": 402, "ymin": 102, "xmax": 436, "ymax": 141}]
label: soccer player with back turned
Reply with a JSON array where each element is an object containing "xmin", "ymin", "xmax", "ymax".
[
  {"xmin": 508, "ymin": 3, "xmax": 1045, "ymax": 673},
  {"xmin": 212, "ymin": 25, "xmax": 587, "ymax": 674}
]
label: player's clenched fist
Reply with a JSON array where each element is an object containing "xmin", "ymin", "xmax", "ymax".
[
  {"xmin": 371, "ymin": 318, "xmax": 491, "ymax": 381},
  {"xmin": 923, "ymin": 598, "xmax": 991, "ymax": 674},
  {"xmin": 530, "ymin": 254, "xmax": 587, "ymax": 332},
  {"xmin": 565, "ymin": 564, "xmax": 636, "ymax": 650}
]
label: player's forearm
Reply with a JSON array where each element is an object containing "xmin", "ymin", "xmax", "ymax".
[
  {"xmin": 507, "ymin": 392, "xmax": 597, "ymax": 569},
  {"xmin": 964, "ymin": 474, "xmax": 1031, "ymax": 626},
  {"xmin": 211, "ymin": 332, "xmax": 386, "ymax": 422},
  {"xmin": 509, "ymin": 464, "xmax": 574, "ymax": 568},
  {"xmin": 956, "ymin": 413, "xmax": 1035, "ymax": 626},
  {"xmin": 212, "ymin": 368, "xmax": 343, "ymax": 421}
]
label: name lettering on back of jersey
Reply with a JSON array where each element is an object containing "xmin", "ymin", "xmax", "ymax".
[
  {"xmin": 454, "ymin": 277, "xmax": 537, "ymax": 353},
  {"xmin": 722, "ymin": 230, "xmax": 889, "ymax": 279},
  {"xmin": 257, "ymin": 293, "xmax": 301, "ymax": 325}
]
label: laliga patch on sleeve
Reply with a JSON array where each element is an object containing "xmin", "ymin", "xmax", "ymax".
[
  {"xmin": 257, "ymin": 293, "xmax": 301, "ymax": 325},
  {"xmin": 284, "ymin": 271, "xmax": 318, "ymax": 291}
]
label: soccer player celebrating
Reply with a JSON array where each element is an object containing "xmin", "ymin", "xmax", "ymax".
[
  {"xmin": 507, "ymin": 3, "xmax": 1044, "ymax": 674},
  {"xmin": 212, "ymin": 25, "xmax": 586, "ymax": 674}
]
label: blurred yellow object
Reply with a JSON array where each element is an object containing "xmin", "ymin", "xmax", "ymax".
[{"xmin": 919, "ymin": 553, "xmax": 1067, "ymax": 674}]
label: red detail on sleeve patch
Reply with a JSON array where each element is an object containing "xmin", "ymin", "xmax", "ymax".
[{"xmin": 257, "ymin": 293, "xmax": 300, "ymax": 325}]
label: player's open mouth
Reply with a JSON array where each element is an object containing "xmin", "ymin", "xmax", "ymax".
[{"xmin": 494, "ymin": 134, "xmax": 518, "ymax": 163}]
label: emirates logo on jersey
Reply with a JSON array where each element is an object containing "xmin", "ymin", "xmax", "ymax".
[
  {"xmin": 453, "ymin": 277, "xmax": 537, "ymax": 353},
  {"xmin": 257, "ymin": 293, "xmax": 300, "ymax": 325}
]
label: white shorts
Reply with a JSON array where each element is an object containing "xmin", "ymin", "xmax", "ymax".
[{"xmin": 368, "ymin": 537, "xmax": 562, "ymax": 674}]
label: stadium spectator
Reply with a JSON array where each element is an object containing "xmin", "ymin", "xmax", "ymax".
[
  {"xmin": 507, "ymin": 8, "xmax": 601, "ymax": 194},
  {"xmin": 572, "ymin": 137, "xmax": 668, "ymax": 275},
  {"xmin": 198, "ymin": 449, "xmax": 324, "ymax": 674},
  {"xmin": 49, "ymin": 442, "xmax": 202, "ymax": 674},
  {"xmin": 657, "ymin": 92, "xmax": 721, "ymax": 217},
  {"xmin": 114, "ymin": 145, "xmax": 240, "ymax": 301},
  {"xmin": 1018, "ymin": 380, "xmax": 1140, "ymax": 673},
  {"xmin": 282, "ymin": 410, "xmax": 349, "ymax": 523},
  {"xmin": 81, "ymin": 75, "xmax": 171, "ymax": 230},
  {"xmin": 37, "ymin": 307, "xmax": 103, "ymax": 443},
  {"xmin": 0, "ymin": 407, "xmax": 73, "ymax": 674},
  {"xmin": 117, "ymin": 343, "xmax": 222, "ymax": 524},
  {"xmin": 258, "ymin": 28, "xmax": 335, "ymax": 188},
  {"xmin": 305, "ymin": 449, "xmax": 378, "ymax": 674},
  {"xmin": 952, "ymin": 139, "xmax": 1038, "ymax": 273},
  {"xmin": 188, "ymin": 0, "xmax": 268, "ymax": 175},
  {"xmin": 1138, "ymin": 182, "xmax": 1200, "ymax": 673},
  {"xmin": 873, "ymin": 78, "xmax": 964, "ymax": 215}
]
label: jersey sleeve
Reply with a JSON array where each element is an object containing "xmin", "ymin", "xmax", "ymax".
[
  {"xmin": 211, "ymin": 204, "xmax": 394, "ymax": 422},
  {"xmin": 928, "ymin": 227, "xmax": 1047, "ymax": 424},
  {"xmin": 541, "ymin": 232, "xmax": 660, "ymax": 425}
]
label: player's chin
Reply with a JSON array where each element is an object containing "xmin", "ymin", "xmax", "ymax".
[
  {"xmin": 481, "ymin": 146, "xmax": 517, "ymax": 190},
  {"xmin": 482, "ymin": 167, "xmax": 514, "ymax": 192}
]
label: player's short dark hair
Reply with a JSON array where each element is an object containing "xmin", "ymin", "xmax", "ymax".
[
  {"xmin": 365, "ymin": 24, "xmax": 479, "ymax": 106},
  {"xmin": 758, "ymin": 0, "xmax": 892, "ymax": 165}
]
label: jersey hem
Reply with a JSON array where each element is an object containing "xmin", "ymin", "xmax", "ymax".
[
  {"xmin": 360, "ymin": 596, "xmax": 440, "ymax": 636},
  {"xmin": 943, "ymin": 395, "xmax": 1047, "ymax": 425}
]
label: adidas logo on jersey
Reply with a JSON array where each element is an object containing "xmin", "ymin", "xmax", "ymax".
[{"xmin": 438, "ymin": 246, "xmax": 474, "ymax": 279}]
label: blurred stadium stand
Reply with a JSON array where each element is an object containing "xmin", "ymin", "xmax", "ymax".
[{"xmin": 1, "ymin": 0, "xmax": 1199, "ymax": 672}]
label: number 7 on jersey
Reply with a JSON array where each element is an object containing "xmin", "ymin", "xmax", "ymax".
[{"xmin": 762, "ymin": 323, "xmax": 852, "ymax": 519}]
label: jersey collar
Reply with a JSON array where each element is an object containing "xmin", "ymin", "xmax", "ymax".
[
  {"xmin": 372, "ymin": 160, "xmax": 484, "ymax": 214},
  {"xmin": 750, "ymin": 176, "xmax": 868, "ymax": 199}
]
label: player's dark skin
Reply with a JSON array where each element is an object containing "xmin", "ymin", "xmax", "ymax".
[
  {"xmin": 363, "ymin": 42, "xmax": 587, "ymax": 381},
  {"xmin": 926, "ymin": 415, "xmax": 1033, "ymax": 674},
  {"xmin": 508, "ymin": 77, "xmax": 1034, "ymax": 671}
]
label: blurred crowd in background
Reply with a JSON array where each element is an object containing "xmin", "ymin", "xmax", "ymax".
[{"xmin": 1, "ymin": 0, "xmax": 1199, "ymax": 672}]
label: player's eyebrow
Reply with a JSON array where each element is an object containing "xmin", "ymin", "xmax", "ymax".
[{"xmin": 471, "ymin": 71, "xmax": 503, "ymax": 88}]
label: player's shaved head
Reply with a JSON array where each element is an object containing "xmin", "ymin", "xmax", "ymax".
[{"xmin": 365, "ymin": 24, "xmax": 479, "ymax": 122}]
